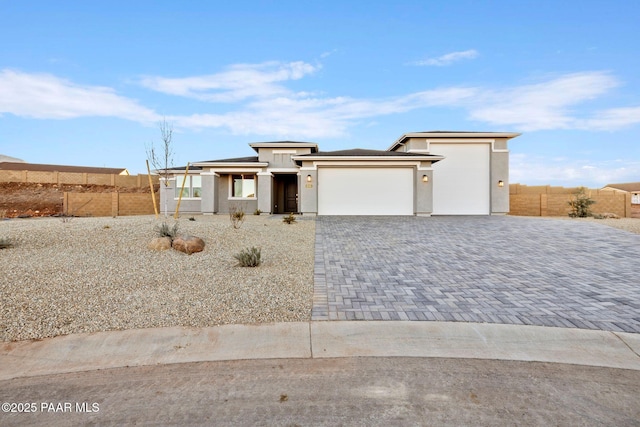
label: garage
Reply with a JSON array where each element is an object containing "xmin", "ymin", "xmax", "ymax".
[
  {"xmin": 318, "ymin": 168, "xmax": 414, "ymax": 215},
  {"xmin": 431, "ymin": 143, "xmax": 490, "ymax": 215}
]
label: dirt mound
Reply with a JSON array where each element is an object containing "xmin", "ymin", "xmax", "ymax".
[{"xmin": 0, "ymin": 182, "xmax": 156, "ymax": 218}]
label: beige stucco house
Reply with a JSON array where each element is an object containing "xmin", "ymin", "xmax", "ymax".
[{"xmin": 161, "ymin": 131, "xmax": 520, "ymax": 216}]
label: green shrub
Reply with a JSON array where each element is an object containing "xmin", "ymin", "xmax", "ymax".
[
  {"xmin": 568, "ymin": 187, "xmax": 596, "ymax": 218},
  {"xmin": 154, "ymin": 222, "xmax": 179, "ymax": 241},
  {"xmin": 188, "ymin": 216, "xmax": 196, "ymax": 221},
  {"xmin": 254, "ymin": 209, "xmax": 262, "ymax": 216},
  {"xmin": 282, "ymin": 212, "xmax": 296, "ymax": 224},
  {"xmin": 234, "ymin": 246, "xmax": 262, "ymax": 267},
  {"xmin": 0, "ymin": 237, "xmax": 12, "ymax": 249}
]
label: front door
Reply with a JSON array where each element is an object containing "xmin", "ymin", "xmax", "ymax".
[{"xmin": 274, "ymin": 174, "xmax": 298, "ymax": 214}]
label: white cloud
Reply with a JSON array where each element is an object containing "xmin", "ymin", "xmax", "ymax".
[
  {"xmin": 510, "ymin": 153, "xmax": 640, "ymax": 187},
  {"xmin": 139, "ymin": 61, "xmax": 319, "ymax": 102},
  {"xmin": 411, "ymin": 50, "xmax": 479, "ymax": 66},
  {"xmin": 467, "ymin": 72, "xmax": 620, "ymax": 131},
  {"xmin": 577, "ymin": 106, "xmax": 640, "ymax": 130},
  {"xmin": 169, "ymin": 87, "xmax": 477, "ymax": 138},
  {"xmin": 0, "ymin": 69, "xmax": 159, "ymax": 122}
]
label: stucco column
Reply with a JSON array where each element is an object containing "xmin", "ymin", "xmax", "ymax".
[
  {"xmin": 491, "ymin": 151, "xmax": 509, "ymax": 214},
  {"xmin": 299, "ymin": 167, "xmax": 317, "ymax": 215},
  {"xmin": 200, "ymin": 172, "xmax": 218, "ymax": 215},
  {"xmin": 415, "ymin": 165, "xmax": 433, "ymax": 216},
  {"xmin": 257, "ymin": 172, "xmax": 273, "ymax": 214}
]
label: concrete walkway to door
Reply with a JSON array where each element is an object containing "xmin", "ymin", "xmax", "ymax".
[{"xmin": 312, "ymin": 216, "xmax": 640, "ymax": 333}]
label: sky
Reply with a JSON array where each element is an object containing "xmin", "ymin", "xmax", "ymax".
[{"xmin": 1, "ymin": 0, "xmax": 639, "ymax": 187}]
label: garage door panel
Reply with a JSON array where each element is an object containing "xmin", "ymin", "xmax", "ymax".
[
  {"xmin": 432, "ymin": 144, "xmax": 490, "ymax": 215},
  {"xmin": 318, "ymin": 168, "xmax": 413, "ymax": 215}
]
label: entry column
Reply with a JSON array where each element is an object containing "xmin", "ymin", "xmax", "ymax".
[{"xmin": 257, "ymin": 172, "xmax": 273, "ymax": 214}]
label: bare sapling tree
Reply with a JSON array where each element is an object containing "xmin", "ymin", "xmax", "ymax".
[{"xmin": 146, "ymin": 118, "xmax": 175, "ymax": 217}]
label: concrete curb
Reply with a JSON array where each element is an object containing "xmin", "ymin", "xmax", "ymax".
[{"xmin": 1, "ymin": 322, "xmax": 639, "ymax": 380}]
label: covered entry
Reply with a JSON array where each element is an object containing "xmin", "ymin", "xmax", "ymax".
[
  {"xmin": 273, "ymin": 174, "xmax": 298, "ymax": 213},
  {"xmin": 317, "ymin": 168, "xmax": 414, "ymax": 215}
]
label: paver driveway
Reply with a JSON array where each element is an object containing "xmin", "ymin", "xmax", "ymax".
[{"xmin": 312, "ymin": 216, "xmax": 640, "ymax": 333}]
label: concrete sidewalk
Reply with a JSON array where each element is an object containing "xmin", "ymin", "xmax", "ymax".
[{"xmin": 1, "ymin": 321, "xmax": 639, "ymax": 380}]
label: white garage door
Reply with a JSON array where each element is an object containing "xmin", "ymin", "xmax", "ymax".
[
  {"xmin": 318, "ymin": 168, "xmax": 413, "ymax": 215},
  {"xmin": 432, "ymin": 143, "xmax": 490, "ymax": 215}
]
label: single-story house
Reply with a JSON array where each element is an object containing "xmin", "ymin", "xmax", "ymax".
[
  {"xmin": 0, "ymin": 162, "xmax": 129, "ymax": 175},
  {"xmin": 602, "ymin": 182, "xmax": 640, "ymax": 218},
  {"xmin": 602, "ymin": 182, "xmax": 640, "ymax": 205},
  {"xmin": 160, "ymin": 131, "xmax": 520, "ymax": 216}
]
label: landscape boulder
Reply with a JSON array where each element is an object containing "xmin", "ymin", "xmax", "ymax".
[
  {"xmin": 148, "ymin": 237, "xmax": 172, "ymax": 251},
  {"xmin": 172, "ymin": 235, "xmax": 205, "ymax": 255}
]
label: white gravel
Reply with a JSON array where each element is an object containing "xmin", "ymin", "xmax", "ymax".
[
  {"xmin": 531, "ymin": 216, "xmax": 640, "ymax": 234},
  {"xmin": 0, "ymin": 215, "xmax": 315, "ymax": 342}
]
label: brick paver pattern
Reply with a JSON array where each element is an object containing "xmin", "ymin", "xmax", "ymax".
[{"xmin": 311, "ymin": 216, "xmax": 640, "ymax": 333}]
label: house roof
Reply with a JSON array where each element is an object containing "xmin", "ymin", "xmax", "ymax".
[
  {"xmin": 249, "ymin": 141, "xmax": 318, "ymax": 153},
  {"xmin": 0, "ymin": 161, "xmax": 129, "ymax": 175},
  {"xmin": 387, "ymin": 131, "xmax": 521, "ymax": 151},
  {"xmin": 292, "ymin": 148, "xmax": 444, "ymax": 165},
  {"xmin": 602, "ymin": 182, "xmax": 640, "ymax": 192},
  {"xmin": 194, "ymin": 156, "xmax": 260, "ymax": 164}
]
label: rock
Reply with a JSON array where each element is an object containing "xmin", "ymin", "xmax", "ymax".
[
  {"xmin": 172, "ymin": 235, "xmax": 205, "ymax": 255},
  {"xmin": 148, "ymin": 237, "xmax": 172, "ymax": 251}
]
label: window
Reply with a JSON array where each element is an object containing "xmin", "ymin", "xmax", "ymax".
[
  {"xmin": 632, "ymin": 193, "xmax": 640, "ymax": 205},
  {"xmin": 231, "ymin": 174, "xmax": 256, "ymax": 198},
  {"xmin": 175, "ymin": 175, "xmax": 202, "ymax": 198}
]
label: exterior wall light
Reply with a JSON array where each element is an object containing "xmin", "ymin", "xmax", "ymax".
[
  {"xmin": 422, "ymin": 175, "xmax": 429, "ymax": 183},
  {"xmin": 498, "ymin": 180, "xmax": 504, "ymax": 187},
  {"xmin": 306, "ymin": 174, "xmax": 312, "ymax": 182}
]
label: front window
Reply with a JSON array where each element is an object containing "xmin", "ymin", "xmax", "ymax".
[
  {"xmin": 175, "ymin": 175, "xmax": 202, "ymax": 199},
  {"xmin": 231, "ymin": 174, "xmax": 256, "ymax": 198}
]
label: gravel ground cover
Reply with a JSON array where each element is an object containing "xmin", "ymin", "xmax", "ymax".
[
  {"xmin": 532, "ymin": 216, "xmax": 640, "ymax": 234},
  {"xmin": 0, "ymin": 215, "xmax": 315, "ymax": 342}
]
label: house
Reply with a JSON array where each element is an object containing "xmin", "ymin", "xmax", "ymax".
[
  {"xmin": 0, "ymin": 162, "xmax": 129, "ymax": 175},
  {"xmin": 602, "ymin": 182, "xmax": 640, "ymax": 218},
  {"xmin": 160, "ymin": 131, "xmax": 520, "ymax": 216}
]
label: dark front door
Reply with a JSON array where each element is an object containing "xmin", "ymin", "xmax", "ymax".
[{"xmin": 274, "ymin": 174, "xmax": 298, "ymax": 214}]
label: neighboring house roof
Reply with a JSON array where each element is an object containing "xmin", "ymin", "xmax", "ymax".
[
  {"xmin": 387, "ymin": 131, "xmax": 522, "ymax": 151},
  {"xmin": 0, "ymin": 161, "xmax": 129, "ymax": 175},
  {"xmin": 602, "ymin": 182, "xmax": 640, "ymax": 192},
  {"xmin": 249, "ymin": 141, "xmax": 318, "ymax": 153}
]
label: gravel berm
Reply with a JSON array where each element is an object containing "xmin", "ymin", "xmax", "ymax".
[{"xmin": 1, "ymin": 215, "xmax": 315, "ymax": 342}]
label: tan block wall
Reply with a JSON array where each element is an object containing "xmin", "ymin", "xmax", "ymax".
[
  {"xmin": 510, "ymin": 184, "xmax": 632, "ymax": 217},
  {"xmin": 0, "ymin": 170, "xmax": 158, "ymax": 188},
  {"xmin": 117, "ymin": 193, "xmax": 159, "ymax": 216},
  {"xmin": 57, "ymin": 172, "xmax": 86, "ymax": 185},
  {"xmin": 0, "ymin": 170, "xmax": 24, "ymax": 182},
  {"xmin": 64, "ymin": 192, "xmax": 160, "ymax": 217},
  {"xmin": 64, "ymin": 193, "xmax": 113, "ymax": 216}
]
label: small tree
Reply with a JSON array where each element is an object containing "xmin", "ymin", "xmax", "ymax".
[
  {"xmin": 568, "ymin": 187, "xmax": 596, "ymax": 217},
  {"xmin": 146, "ymin": 119, "xmax": 175, "ymax": 217}
]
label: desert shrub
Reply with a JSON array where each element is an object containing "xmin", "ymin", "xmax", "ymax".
[
  {"xmin": 230, "ymin": 205, "xmax": 246, "ymax": 229},
  {"xmin": 568, "ymin": 187, "xmax": 596, "ymax": 218},
  {"xmin": 0, "ymin": 237, "xmax": 12, "ymax": 249},
  {"xmin": 0, "ymin": 209, "xmax": 7, "ymax": 219},
  {"xmin": 188, "ymin": 216, "xmax": 196, "ymax": 221},
  {"xmin": 254, "ymin": 209, "xmax": 262, "ymax": 216},
  {"xmin": 282, "ymin": 212, "xmax": 297, "ymax": 224},
  {"xmin": 234, "ymin": 246, "xmax": 261, "ymax": 267},
  {"xmin": 154, "ymin": 222, "xmax": 179, "ymax": 241}
]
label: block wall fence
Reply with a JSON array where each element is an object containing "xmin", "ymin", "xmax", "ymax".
[
  {"xmin": 0, "ymin": 170, "xmax": 159, "ymax": 188},
  {"xmin": 63, "ymin": 192, "xmax": 160, "ymax": 217},
  {"xmin": 509, "ymin": 184, "xmax": 634, "ymax": 218}
]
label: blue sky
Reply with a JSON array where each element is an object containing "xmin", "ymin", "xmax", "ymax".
[{"xmin": 1, "ymin": 0, "xmax": 639, "ymax": 187}]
